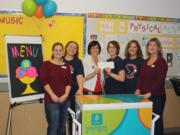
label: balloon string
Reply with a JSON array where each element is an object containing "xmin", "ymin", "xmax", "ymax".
[
  {"xmin": 39, "ymin": 18, "xmax": 45, "ymax": 33},
  {"xmin": 32, "ymin": 16, "xmax": 42, "ymax": 34}
]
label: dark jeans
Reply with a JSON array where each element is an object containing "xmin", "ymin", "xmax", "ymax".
[
  {"xmin": 67, "ymin": 97, "xmax": 75, "ymax": 135},
  {"xmin": 45, "ymin": 102, "xmax": 68, "ymax": 135},
  {"xmin": 150, "ymin": 95, "xmax": 166, "ymax": 135}
]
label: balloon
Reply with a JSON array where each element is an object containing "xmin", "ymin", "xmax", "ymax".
[
  {"xmin": 35, "ymin": 5, "xmax": 43, "ymax": 18},
  {"xmin": 34, "ymin": 0, "xmax": 47, "ymax": 5},
  {"xmin": 42, "ymin": 1, "xmax": 57, "ymax": 18},
  {"xmin": 22, "ymin": 0, "xmax": 36, "ymax": 17},
  {"xmin": 46, "ymin": 0, "xmax": 52, "ymax": 2}
]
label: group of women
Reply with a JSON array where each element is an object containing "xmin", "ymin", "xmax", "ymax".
[{"xmin": 39, "ymin": 37, "xmax": 168, "ymax": 135}]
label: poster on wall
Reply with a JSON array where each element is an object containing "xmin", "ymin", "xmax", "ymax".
[{"xmin": 5, "ymin": 35, "xmax": 44, "ymax": 104}]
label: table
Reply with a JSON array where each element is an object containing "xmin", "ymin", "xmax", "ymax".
[{"xmin": 75, "ymin": 94, "xmax": 154, "ymax": 135}]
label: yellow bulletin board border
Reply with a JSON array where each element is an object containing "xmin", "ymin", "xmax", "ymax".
[
  {"xmin": 174, "ymin": 37, "xmax": 180, "ymax": 48},
  {"xmin": 98, "ymin": 18, "xmax": 116, "ymax": 34},
  {"xmin": 117, "ymin": 19, "xmax": 128, "ymax": 34},
  {"xmin": 97, "ymin": 18, "xmax": 128, "ymax": 34},
  {"xmin": 147, "ymin": 35, "xmax": 176, "ymax": 49},
  {"xmin": 145, "ymin": 35, "xmax": 180, "ymax": 49},
  {"xmin": 0, "ymin": 11, "xmax": 86, "ymax": 79},
  {"xmin": 88, "ymin": 13, "xmax": 180, "ymax": 23}
]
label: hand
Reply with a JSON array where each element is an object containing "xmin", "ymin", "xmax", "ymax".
[
  {"xmin": 94, "ymin": 68, "xmax": 100, "ymax": 74},
  {"xmin": 143, "ymin": 92, "xmax": 151, "ymax": 100},
  {"xmin": 135, "ymin": 89, "xmax": 141, "ymax": 96},
  {"xmin": 59, "ymin": 94, "xmax": 68, "ymax": 103},
  {"xmin": 50, "ymin": 94, "xmax": 59, "ymax": 103},
  {"xmin": 76, "ymin": 88, "xmax": 83, "ymax": 96},
  {"xmin": 105, "ymin": 68, "xmax": 111, "ymax": 75}
]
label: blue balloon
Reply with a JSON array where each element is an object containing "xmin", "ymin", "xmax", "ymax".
[
  {"xmin": 46, "ymin": 0, "xmax": 52, "ymax": 2},
  {"xmin": 35, "ymin": 0, "xmax": 47, "ymax": 5},
  {"xmin": 42, "ymin": 1, "xmax": 57, "ymax": 18}
]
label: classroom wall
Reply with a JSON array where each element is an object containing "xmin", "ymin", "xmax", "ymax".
[
  {"xmin": 0, "ymin": 0, "xmax": 180, "ymax": 134},
  {"xmin": 0, "ymin": 0, "xmax": 180, "ymax": 18}
]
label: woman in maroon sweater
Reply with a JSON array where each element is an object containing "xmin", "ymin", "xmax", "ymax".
[
  {"xmin": 135, "ymin": 38, "xmax": 168, "ymax": 135},
  {"xmin": 40, "ymin": 42, "xmax": 71, "ymax": 135}
]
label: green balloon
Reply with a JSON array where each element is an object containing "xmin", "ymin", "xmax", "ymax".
[{"xmin": 22, "ymin": 0, "xmax": 36, "ymax": 17}]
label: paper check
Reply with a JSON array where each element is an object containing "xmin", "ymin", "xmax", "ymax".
[{"xmin": 98, "ymin": 62, "xmax": 114, "ymax": 69}]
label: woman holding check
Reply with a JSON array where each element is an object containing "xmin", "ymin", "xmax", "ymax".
[
  {"xmin": 104, "ymin": 40, "xmax": 125, "ymax": 94},
  {"xmin": 83, "ymin": 40, "xmax": 103, "ymax": 95}
]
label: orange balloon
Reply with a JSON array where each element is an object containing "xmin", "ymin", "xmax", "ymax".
[{"xmin": 35, "ymin": 5, "xmax": 43, "ymax": 18}]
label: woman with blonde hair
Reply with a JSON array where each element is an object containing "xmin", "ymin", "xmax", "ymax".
[{"xmin": 135, "ymin": 38, "xmax": 168, "ymax": 135}]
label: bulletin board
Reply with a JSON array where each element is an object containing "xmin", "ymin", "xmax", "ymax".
[
  {"xmin": 86, "ymin": 13, "xmax": 180, "ymax": 77},
  {"xmin": 0, "ymin": 12, "xmax": 85, "ymax": 79}
]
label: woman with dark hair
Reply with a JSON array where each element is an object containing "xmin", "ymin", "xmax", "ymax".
[
  {"xmin": 104, "ymin": 40, "xmax": 125, "ymax": 94},
  {"xmin": 82, "ymin": 40, "xmax": 103, "ymax": 95},
  {"xmin": 135, "ymin": 38, "xmax": 168, "ymax": 135},
  {"xmin": 63, "ymin": 41, "xmax": 84, "ymax": 135},
  {"xmin": 40, "ymin": 42, "xmax": 72, "ymax": 135},
  {"xmin": 124, "ymin": 40, "xmax": 144, "ymax": 93}
]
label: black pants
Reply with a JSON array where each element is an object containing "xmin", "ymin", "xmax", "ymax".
[
  {"xmin": 150, "ymin": 95, "xmax": 166, "ymax": 135},
  {"xmin": 68, "ymin": 97, "xmax": 75, "ymax": 135}
]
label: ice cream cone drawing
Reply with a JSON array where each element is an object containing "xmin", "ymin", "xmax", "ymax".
[{"xmin": 16, "ymin": 59, "xmax": 38, "ymax": 95}]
